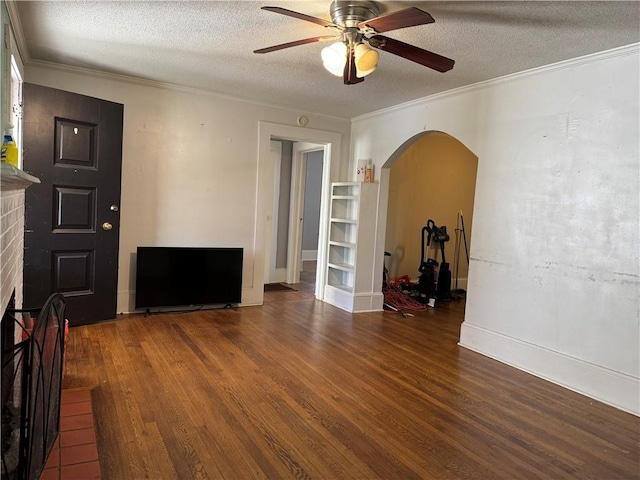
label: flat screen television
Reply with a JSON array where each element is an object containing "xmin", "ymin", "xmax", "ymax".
[{"xmin": 135, "ymin": 247, "xmax": 243, "ymax": 310}]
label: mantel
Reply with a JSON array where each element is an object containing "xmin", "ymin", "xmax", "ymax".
[{"xmin": 0, "ymin": 163, "xmax": 40, "ymax": 190}]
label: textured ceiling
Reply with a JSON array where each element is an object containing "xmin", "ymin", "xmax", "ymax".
[{"xmin": 12, "ymin": 1, "xmax": 640, "ymax": 118}]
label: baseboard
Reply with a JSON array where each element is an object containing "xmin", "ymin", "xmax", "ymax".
[
  {"xmin": 451, "ymin": 277, "xmax": 468, "ymax": 291},
  {"xmin": 302, "ymin": 250, "xmax": 318, "ymax": 261},
  {"xmin": 459, "ymin": 323, "xmax": 640, "ymax": 416},
  {"xmin": 353, "ymin": 292, "xmax": 384, "ymax": 312},
  {"xmin": 239, "ymin": 286, "xmax": 263, "ymax": 307},
  {"xmin": 117, "ymin": 291, "xmax": 134, "ymax": 314},
  {"xmin": 323, "ymin": 287, "xmax": 384, "ymax": 313}
]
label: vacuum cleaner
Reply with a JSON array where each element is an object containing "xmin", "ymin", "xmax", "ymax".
[{"xmin": 418, "ymin": 219, "xmax": 452, "ymax": 305}]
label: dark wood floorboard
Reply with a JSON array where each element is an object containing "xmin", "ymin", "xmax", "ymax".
[{"xmin": 62, "ymin": 261, "xmax": 640, "ymax": 479}]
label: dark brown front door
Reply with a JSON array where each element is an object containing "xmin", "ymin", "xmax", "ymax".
[{"xmin": 22, "ymin": 83, "xmax": 123, "ymax": 326}]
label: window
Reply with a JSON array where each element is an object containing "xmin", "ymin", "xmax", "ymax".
[{"xmin": 9, "ymin": 54, "xmax": 22, "ymax": 167}]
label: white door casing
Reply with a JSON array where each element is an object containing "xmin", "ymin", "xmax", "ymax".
[{"xmin": 253, "ymin": 122, "xmax": 342, "ymax": 305}]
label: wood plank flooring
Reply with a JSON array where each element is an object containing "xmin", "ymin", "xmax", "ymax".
[{"xmin": 63, "ymin": 263, "xmax": 639, "ymax": 479}]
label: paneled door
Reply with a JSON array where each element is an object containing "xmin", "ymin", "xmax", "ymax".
[{"xmin": 22, "ymin": 83, "xmax": 123, "ymax": 326}]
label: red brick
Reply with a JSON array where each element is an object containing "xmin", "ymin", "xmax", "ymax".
[
  {"xmin": 44, "ymin": 447, "xmax": 60, "ymax": 469},
  {"xmin": 61, "ymin": 390, "xmax": 91, "ymax": 405},
  {"xmin": 60, "ymin": 427, "xmax": 96, "ymax": 448},
  {"xmin": 60, "ymin": 413, "xmax": 94, "ymax": 432},
  {"xmin": 61, "ymin": 444, "xmax": 98, "ymax": 466},
  {"xmin": 44, "ymin": 446, "xmax": 60, "ymax": 468},
  {"xmin": 39, "ymin": 467, "xmax": 60, "ymax": 480},
  {"xmin": 61, "ymin": 401, "xmax": 92, "ymax": 418},
  {"xmin": 61, "ymin": 460, "xmax": 101, "ymax": 479}
]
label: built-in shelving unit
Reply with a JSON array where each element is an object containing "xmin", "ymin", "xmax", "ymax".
[{"xmin": 324, "ymin": 182, "xmax": 383, "ymax": 312}]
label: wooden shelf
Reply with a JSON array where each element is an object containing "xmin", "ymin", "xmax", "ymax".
[
  {"xmin": 330, "ymin": 217, "xmax": 358, "ymax": 224},
  {"xmin": 328, "ymin": 262, "xmax": 354, "ymax": 273},
  {"xmin": 329, "ymin": 240, "xmax": 356, "ymax": 249},
  {"xmin": 325, "ymin": 283, "xmax": 353, "ymax": 294},
  {"xmin": 332, "ymin": 195, "xmax": 358, "ymax": 200}
]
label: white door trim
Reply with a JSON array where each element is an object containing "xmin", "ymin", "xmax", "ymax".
[{"xmin": 253, "ymin": 122, "xmax": 342, "ymax": 305}]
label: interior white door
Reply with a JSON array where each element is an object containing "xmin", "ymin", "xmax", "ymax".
[{"xmin": 287, "ymin": 143, "xmax": 324, "ymax": 284}]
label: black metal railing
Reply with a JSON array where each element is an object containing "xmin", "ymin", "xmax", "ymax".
[{"xmin": 1, "ymin": 293, "xmax": 66, "ymax": 480}]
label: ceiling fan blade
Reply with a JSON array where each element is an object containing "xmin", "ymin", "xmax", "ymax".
[
  {"xmin": 368, "ymin": 35, "xmax": 455, "ymax": 72},
  {"xmin": 254, "ymin": 36, "xmax": 337, "ymax": 54},
  {"xmin": 343, "ymin": 47, "xmax": 364, "ymax": 85},
  {"xmin": 261, "ymin": 6, "xmax": 337, "ymax": 28},
  {"xmin": 358, "ymin": 7, "xmax": 434, "ymax": 33}
]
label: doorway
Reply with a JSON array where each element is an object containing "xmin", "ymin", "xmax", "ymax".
[
  {"xmin": 254, "ymin": 122, "xmax": 342, "ymax": 306},
  {"xmin": 265, "ymin": 140, "xmax": 325, "ymax": 290},
  {"xmin": 383, "ymin": 131, "xmax": 478, "ymax": 300}
]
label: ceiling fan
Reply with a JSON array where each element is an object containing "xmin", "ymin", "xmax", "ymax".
[{"xmin": 254, "ymin": 1, "xmax": 455, "ymax": 85}]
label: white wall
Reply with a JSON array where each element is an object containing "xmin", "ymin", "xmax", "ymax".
[
  {"xmin": 24, "ymin": 64, "xmax": 351, "ymax": 312},
  {"xmin": 350, "ymin": 45, "xmax": 639, "ymax": 414}
]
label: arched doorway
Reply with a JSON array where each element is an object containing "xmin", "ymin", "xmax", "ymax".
[{"xmin": 382, "ymin": 130, "xmax": 478, "ymax": 302}]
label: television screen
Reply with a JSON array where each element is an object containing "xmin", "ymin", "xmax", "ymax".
[{"xmin": 135, "ymin": 247, "xmax": 243, "ymax": 309}]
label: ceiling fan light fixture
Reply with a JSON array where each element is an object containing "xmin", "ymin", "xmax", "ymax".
[
  {"xmin": 321, "ymin": 42, "xmax": 347, "ymax": 76},
  {"xmin": 354, "ymin": 42, "xmax": 378, "ymax": 72},
  {"xmin": 256, "ymin": 3, "xmax": 456, "ymax": 83},
  {"xmin": 323, "ymin": 62, "xmax": 344, "ymax": 76},
  {"xmin": 356, "ymin": 64, "xmax": 376, "ymax": 78}
]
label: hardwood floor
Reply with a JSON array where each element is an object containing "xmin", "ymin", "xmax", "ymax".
[{"xmin": 63, "ymin": 263, "xmax": 639, "ymax": 479}]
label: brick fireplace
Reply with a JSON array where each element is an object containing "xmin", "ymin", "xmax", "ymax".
[
  {"xmin": 1, "ymin": 164, "xmax": 43, "ymax": 478},
  {"xmin": 1, "ymin": 163, "xmax": 40, "ymax": 313}
]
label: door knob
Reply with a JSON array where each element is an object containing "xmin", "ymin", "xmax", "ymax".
[
  {"xmin": 110, "ymin": 205, "xmax": 119, "ymax": 212},
  {"xmin": 102, "ymin": 222, "xmax": 113, "ymax": 231}
]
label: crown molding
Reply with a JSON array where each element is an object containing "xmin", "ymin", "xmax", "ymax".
[
  {"xmin": 352, "ymin": 43, "xmax": 640, "ymax": 123},
  {"xmin": 25, "ymin": 58, "xmax": 351, "ymax": 123},
  {"xmin": 4, "ymin": 1, "xmax": 30, "ymax": 65},
  {"xmin": 11, "ymin": 0, "xmax": 637, "ymax": 126},
  {"xmin": 8, "ymin": 0, "xmax": 340, "ymax": 122}
]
